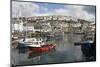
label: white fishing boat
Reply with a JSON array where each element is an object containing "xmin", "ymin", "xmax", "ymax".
[{"xmin": 18, "ymin": 37, "xmax": 44, "ymax": 47}]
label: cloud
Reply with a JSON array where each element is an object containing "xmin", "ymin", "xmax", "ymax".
[
  {"xmin": 48, "ymin": 5, "xmax": 95, "ymax": 20},
  {"xmin": 42, "ymin": 7, "xmax": 48, "ymax": 12},
  {"xmin": 12, "ymin": 1, "xmax": 95, "ymax": 21},
  {"xmin": 12, "ymin": 1, "xmax": 39, "ymax": 17},
  {"xmin": 83, "ymin": 6, "xmax": 96, "ymax": 16}
]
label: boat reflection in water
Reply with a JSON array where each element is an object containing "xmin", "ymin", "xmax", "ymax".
[{"xmin": 28, "ymin": 48, "xmax": 55, "ymax": 59}]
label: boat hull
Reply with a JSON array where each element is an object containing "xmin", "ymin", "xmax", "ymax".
[
  {"xmin": 74, "ymin": 42, "xmax": 96, "ymax": 59},
  {"xmin": 28, "ymin": 44, "xmax": 55, "ymax": 53}
]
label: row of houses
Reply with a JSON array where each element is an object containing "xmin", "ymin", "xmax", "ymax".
[
  {"xmin": 12, "ymin": 20, "xmax": 52, "ymax": 33},
  {"xmin": 12, "ymin": 16, "xmax": 95, "ymax": 35},
  {"xmin": 13, "ymin": 16, "xmax": 80, "ymax": 22}
]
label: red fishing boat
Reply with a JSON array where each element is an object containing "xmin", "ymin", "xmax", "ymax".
[
  {"xmin": 18, "ymin": 37, "xmax": 55, "ymax": 53},
  {"xmin": 28, "ymin": 44, "xmax": 55, "ymax": 53}
]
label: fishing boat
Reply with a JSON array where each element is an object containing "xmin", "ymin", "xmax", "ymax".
[
  {"xmin": 74, "ymin": 33, "xmax": 96, "ymax": 59},
  {"xmin": 18, "ymin": 37, "xmax": 55, "ymax": 53},
  {"xmin": 46, "ymin": 34, "xmax": 63, "ymax": 41}
]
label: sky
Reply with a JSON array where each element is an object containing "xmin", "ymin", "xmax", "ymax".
[{"xmin": 12, "ymin": 1, "xmax": 96, "ymax": 21}]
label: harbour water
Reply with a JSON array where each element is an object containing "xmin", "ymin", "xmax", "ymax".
[{"xmin": 11, "ymin": 33, "xmax": 89, "ymax": 66}]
